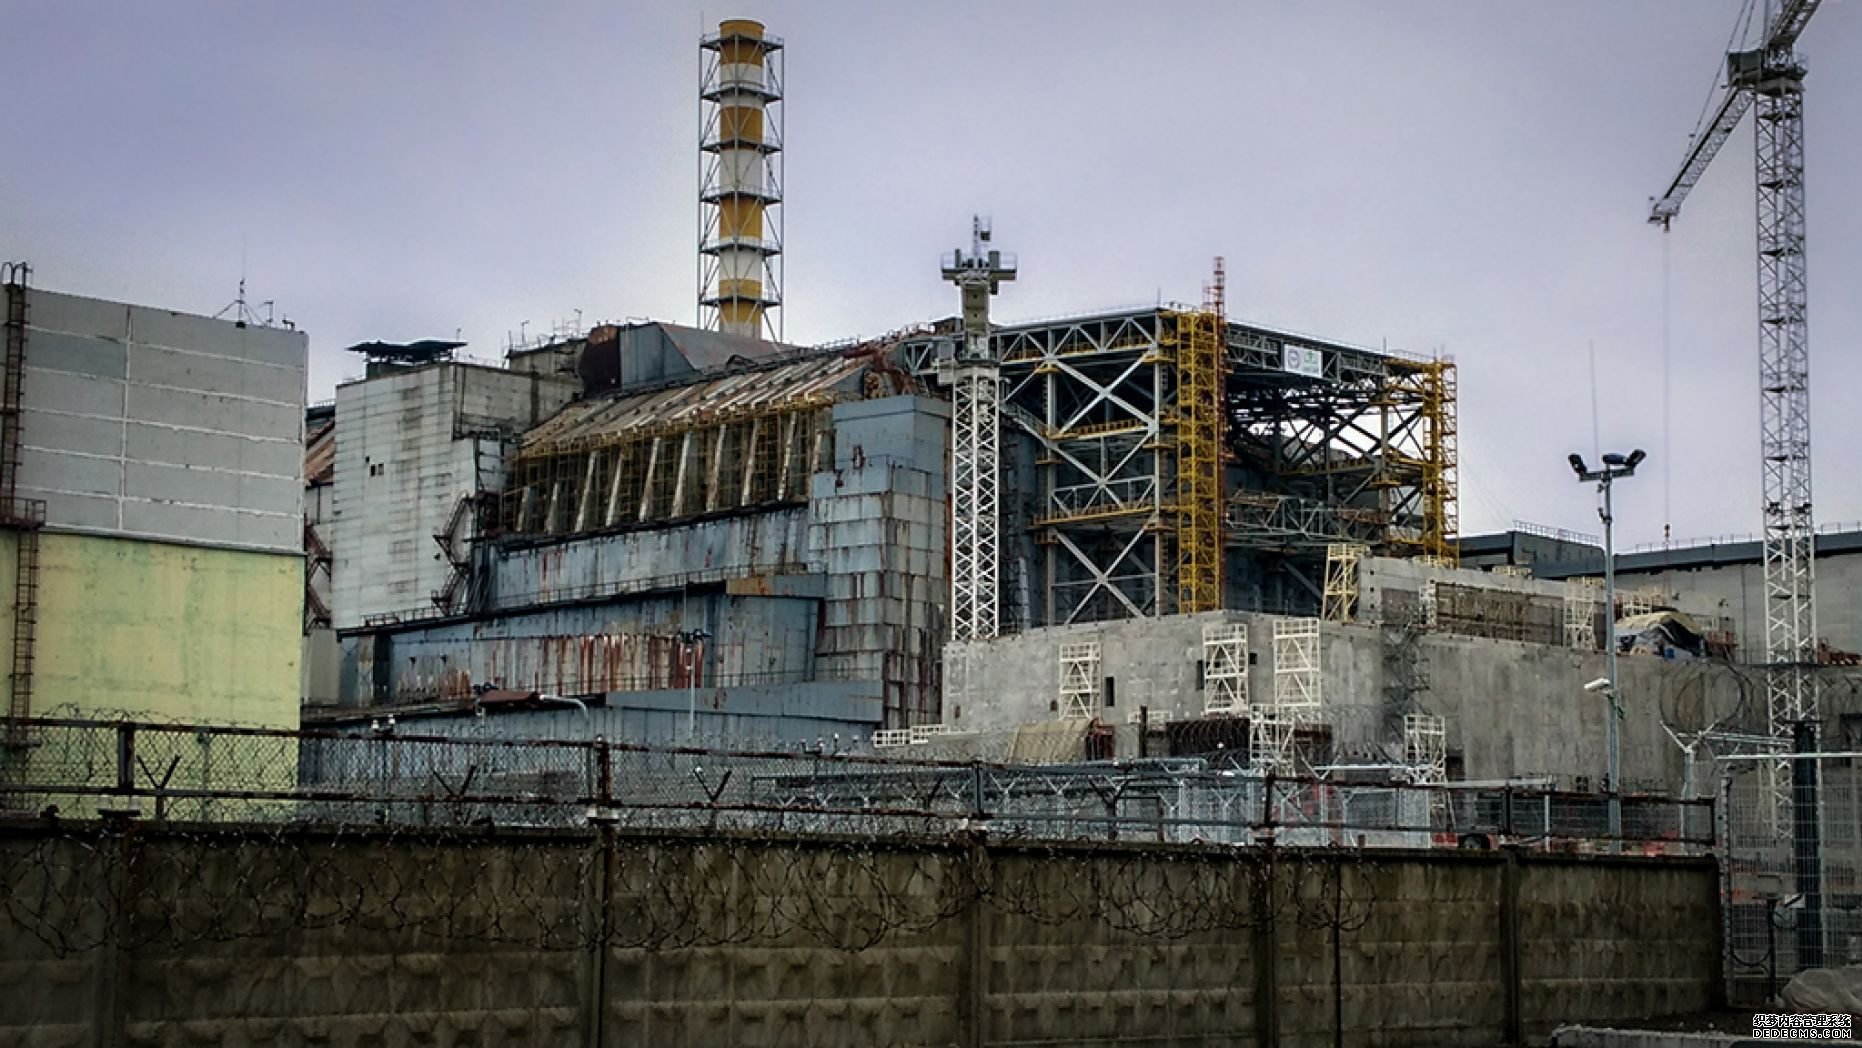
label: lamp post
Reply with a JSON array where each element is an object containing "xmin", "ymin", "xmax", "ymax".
[
  {"xmin": 680, "ymin": 629, "xmax": 712, "ymax": 744},
  {"xmin": 1570, "ymin": 448, "xmax": 1645, "ymax": 849}
]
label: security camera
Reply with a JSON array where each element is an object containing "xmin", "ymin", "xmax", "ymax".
[{"xmin": 1583, "ymin": 677, "xmax": 1613, "ymax": 693}]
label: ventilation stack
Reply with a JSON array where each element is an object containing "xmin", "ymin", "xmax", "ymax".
[{"xmin": 699, "ymin": 19, "xmax": 784, "ymax": 340}]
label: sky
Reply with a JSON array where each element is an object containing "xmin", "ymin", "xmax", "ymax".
[{"xmin": 4, "ymin": 1, "xmax": 1861, "ymax": 550}]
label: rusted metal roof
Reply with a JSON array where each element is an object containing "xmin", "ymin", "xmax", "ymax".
[
  {"xmin": 305, "ymin": 417, "xmax": 336, "ymax": 486},
  {"xmin": 657, "ymin": 323, "xmax": 792, "ymax": 372},
  {"xmin": 519, "ymin": 351, "xmax": 866, "ymax": 458}
]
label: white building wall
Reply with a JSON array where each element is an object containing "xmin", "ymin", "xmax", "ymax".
[
  {"xmin": 18, "ymin": 289, "xmax": 306, "ymax": 551},
  {"xmin": 330, "ymin": 363, "xmax": 572, "ymax": 629}
]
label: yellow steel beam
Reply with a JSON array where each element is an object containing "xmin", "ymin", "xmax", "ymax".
[{"xmin": 1173, "ymin": 273, "xmax": 1225, "ymax": 614}]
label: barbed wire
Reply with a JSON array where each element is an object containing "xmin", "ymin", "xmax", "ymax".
[{"xmin": 0, "ymin": 818, "xmax": 1417, "ymax": 962}]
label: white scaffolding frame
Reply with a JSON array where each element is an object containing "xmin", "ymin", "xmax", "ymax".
[
  {"xmin": 1321, "ymin": 543, "xmax": 1369, "ymax": 623},
  {"xmin": 1058, "ymin": 642, "xmax": 1101, "ymax": 721},
  {"xmin": 1271, "ymin": 617, "xmax": 1322, "ymax": 720},
  {"xmin": 1564, "ymin": 581, "xmax": 1598, "ymax": 650},
  {"xmin": 1250, "ymin": 710, "xmax": 1298, "ymax": 775},
  {"xmin": 1402, "ymin": 713, "xmax": 1447, "ymax": 784},
  {"xmin": 1202, "ymin": 622, "xmax": 1249, "ymax": 716}
]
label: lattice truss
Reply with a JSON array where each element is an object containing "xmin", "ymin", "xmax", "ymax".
[
  {"xmin": 498, "ymin": 355, "xmax": 866, "ymax": 539},
  {"xmin": 1321, "ymin": 543, "xmax": 1369, "ymax": 623},
  {"xmin": 1255, "ymin": 616, "xmax": 1322, "ymax": 775},
  {"xmin": 896, "ymin": 308, "xmax": 1459, "ymax": 627},
  {"xmin": 1401, "ymin": 713, "xmax": 1447, "ymax": 785},
  {"xmin": 1563, "ymin": 578, "xmax": 1601, "ymax": 650},
  {"xmin": 1057, "ymin": 642, "xmax": 1101, "ymax": 721},
  {"xmin": 1201, "ymin": 622, "xmax": 1248, "ymax": 716},
  {"xmin": 1227, "ymin": 356, "xmax": 1457, "ymax": 566},
  {"xmin": 1270, "ymin": 617, "xmax": 1322, "ymax": 718},
  {"xmin": 949, "ymin": 366, "xmax": 1000, "ymax": 643}
]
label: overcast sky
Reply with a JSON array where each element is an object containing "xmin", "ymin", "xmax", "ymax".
[{"xmin": 4, "ymin": 1, "xmax": 1860, "ymax": 549}]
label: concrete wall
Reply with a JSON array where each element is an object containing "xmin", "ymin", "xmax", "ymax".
[
  {"xmin": 18, "ymin": 290, "xmax": 306, "ymax": 553},
  {"xmin": 957, "ymin": 610, "xmax": 1748, "ymax": 795},
  {"xmin": 1612, "ymin": 550, "xmax": 1862, "ymax": 662},
  {"xmin": 0, "ymin": 824, "xmax": 1719, "ymax": 1047},
  {"xmin": 314, "ymin": 683, "xmax": 882, "ymax": 749},
  {"xmin": 331, "ymin": 363, "xmax": 573, "ymax": 629},
  {"xmin": 810, "ymin": 395, "xmax": 948, "ymax": 727},
  {"xmin": 0, "ymin": 532, "xmax": 302, "ymax": 727},
  {"xmin": 488, "ymin": 510, "xmax": 813, "ymax": 610},
  {"xmin": 948, "ymin": 611, "xmax": 1245, "ymax": 732},
  {"xmin": 343, "ymin": 587, "xmax": 821, "ymax": 705}
]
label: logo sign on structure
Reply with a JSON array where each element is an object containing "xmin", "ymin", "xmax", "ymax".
[{"xmin": 1282, "ymin": 345, "xmax": 1324, "ymax": 378}]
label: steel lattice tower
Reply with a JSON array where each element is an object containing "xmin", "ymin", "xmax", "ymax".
[
  {"xmin": 1649, "ymin": 0, "xmax": 1827, "ymax": 822},
  {"xmin": 1752, "ymin": 62, "xmax": 1818, "ymax": 767},
  {"xmin": 942, "ymin": 218, "xmax": 1016, "ymax": 645}
]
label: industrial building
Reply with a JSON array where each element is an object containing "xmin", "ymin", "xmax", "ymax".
[
  {"xmin": 0, "ymin": 264, "xmax": 308, "ymax": 793},
  {"xmin": 315, "ymin": 266, "xmax": 1470, "ymax": 742},
  {"xmin": 301, "ymin": 12, "xmax": 1861, "ymax": 806}
]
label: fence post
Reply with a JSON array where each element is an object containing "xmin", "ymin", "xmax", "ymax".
[
  {"xmin": 1500, "ymin": 848, "xmax": 1523, "ymax": 1045},
  {"xmin": 1252, "ymin": 851, "xmax": 1279, "ymax": 1048},
  {"xmin": 90, "ymin": 818, "xmax": 134, "ymax": 1048},
  {"xmin": 114, "ymin": 723, "xmax": 135, "ymax": 797},
  {"xmin": 957, "ymin": 835, "xmax": 988, "ymax": 1048}
]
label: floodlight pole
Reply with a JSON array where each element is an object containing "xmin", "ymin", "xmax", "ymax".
[
  {"xmin": 1571, "ymin": 450, "xmax": 1644, "ymax": 850},
  {"xmin": 1600, "ymin": 473, "xmax": 1622, "ymax": 847}
]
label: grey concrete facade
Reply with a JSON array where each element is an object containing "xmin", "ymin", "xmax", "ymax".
[
  {"xmin": 1537, "ymin": 529, "xmax": 1862, "ymax": 661},
  {"xmin": 19, "ymin": 289, "xmax": 307, "ymax": 552},
  {"xmin": 331, "ymin": 362, "xmax": 574, "ymax": 629},
  {"xmin": 955, "ymin": 607, "xmax": 1748, "ymax": 795},
  {"xmin": 335, "ymin": 393, "xmax": 947, "ymax": 738}
]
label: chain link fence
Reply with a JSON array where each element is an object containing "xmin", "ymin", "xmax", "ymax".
[
  {"xmin": 1719, "ymin": 748, "xmax": 1862, "ymax": 1005},
  {"xmin": 0, "ymin": 716, "xmax": 1712, "ymax": 851}
]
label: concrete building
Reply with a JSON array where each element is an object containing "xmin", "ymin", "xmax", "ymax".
[
  {"xmin": 313, "ymin": 292, "xmax": 1476, "ymax": 753},
  {"xmin": 943, "ymin": 555, "xmax": 1748, "ymax": 797},
  {"xmin": 326, "ymin": 322, "xmax": 945, "ymax": 744},
  {"xmin": 1534, "ymin": 526, "xmax": 1862, "ymax": 661},
  {"xmin": 0, "ymin": 268, "xmax": 307, "ymax": 733}
]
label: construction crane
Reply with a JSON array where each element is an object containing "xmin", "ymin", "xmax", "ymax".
[{"xmin": 1648, "ymin": 0, "xmax": 1825, "ymax": 808}]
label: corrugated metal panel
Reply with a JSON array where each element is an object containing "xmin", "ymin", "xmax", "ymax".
[{"xmin": 519, "ymin": 353, "xmax": 864, "ymax": 457}]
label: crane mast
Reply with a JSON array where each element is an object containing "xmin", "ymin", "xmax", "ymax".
[{"xmin": 1650, "ymin": 0, "xmax": 1824, "ymax": 819}]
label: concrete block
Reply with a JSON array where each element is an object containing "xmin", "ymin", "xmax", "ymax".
[
  {"xmin": 23, "ymin": 329, "xmax": 129, "ymax": 379},
  {"xmin": 133, "ymin": 343, "xmax": 301, "ymax": 405},
  {"xmin": 29, "ymin": 289, "xmax": 132, "ymax": 340},
  {"xmin": 21, "ymin": 410, "xmax": 123, "ymax": 459},
  {"xmin": 124, "ymin": 423, "xmax": 299, "ymax": 479},
  {"xmin": 124, "ymin": 461, "xmax": 243, "ymax": 508},
  {"xmin": 128, "ymin": 302, "xmax": 307, "ymax": 371},
  {"xmin": 21, "ymin": 446, "xmax": 120, "ymax": 497},
  {"xmin": 24, "ymin": 369, "xmax": 124, "ymax": 419}
]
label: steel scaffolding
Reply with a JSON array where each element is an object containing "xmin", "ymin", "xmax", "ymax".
[
  {"xmin": 1201, "ymin": 622, "xmax": 1248, "ymax": 716},
  {"xmin": 899, "ymin": 304, "xmax": 1456, "ymax": 626},
  {"xmin": 1174, "ymin": 260, "xmax": 1226, "ymax": 614},
  {"xmin": 1057, "ymin": 642, "xmax": 1101, "ymax": 721},
  {"xmin": 1321, "ymin": 542, "xmax": 1369, "ymax": 623}
]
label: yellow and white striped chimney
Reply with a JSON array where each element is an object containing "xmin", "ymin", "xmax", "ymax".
[{"xmin": 699, "ymin": 19, "xmax": 783, "ymax": 340}]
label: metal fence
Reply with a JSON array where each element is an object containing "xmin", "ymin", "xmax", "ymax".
[
  {"xmin": 0, "ymin": 717, "xmax": 1713, "ymax": 851},
  {"xmin": 1719, "ymin": 750, "xmax": 1862, "ymax": 1004}
]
